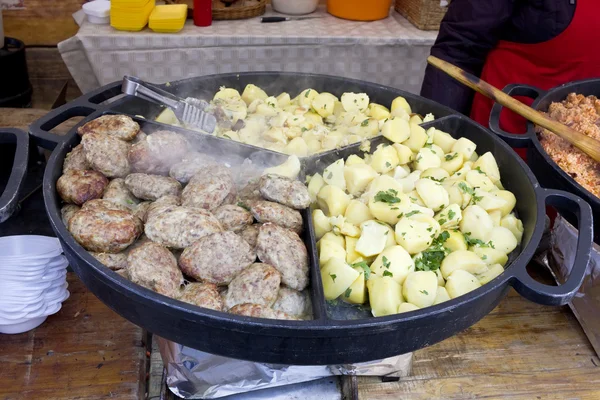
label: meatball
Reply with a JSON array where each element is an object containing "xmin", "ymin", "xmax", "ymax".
[
  {"xmin": 181, "ymin": 166, "xmax": 236, "ymax": 211},
  {"xmin": 61, "ymin": 204, "xmax": 80, "ymax": 227},
  {"xmin": 126, "ymin": 242, "xmax": 183, "ymax": 298},
  {"xmin": 239, "ymin": 224, "xmax": 260, "ymax": 250},
  {"xmin": 178, "ymin": 282, "xmax": 224, "ymax": 311},
  {"xmin": 81, "ymin": 199, "xmax": 131, "ymax": 213},
  {"xmin": 272, "ymin": 287, "xmax": 312, "ymax": 319},
  {"xmin": 133, "ymin": 201, "xmax": 152, "ymax": 222},
  {"xmin": 248, "ymin": 200, "xmax": 303, "ymax": 234},
  {"xmin": 238, "ymin": 180, "xmax": 263, "ymax": 201},
  {"xmin": 259, "ymin": 174, "xmax": 311, "ymax": 210},
  {"xmin": 124, "ymin": 173, "xmax": 181, "ymax": 201},
  {"xmin": 145, "ymin": 206, "xmax": 222, "ymax": 249},
  {"xmin": 128, "ymin": 130, "xmax": 189, "ymax": 175},
  {"xmin": 213, "ymin": 204, "xmax": 253, "ymax": 232},
  {"xmin": 229, "ymin": 303, "xmax": 298, "ymax": 320},
  {"xmin": 82, "ymin": 131, "xmax": 130, "ymax": 178},
  {"xmin": 63, "ymin": 144, "xmax": 89, "ymax": 172},
  {"xmin": 102, "ymin": 178, "xmax": 139, "ymax": 209},
  {"xmin": 90, "ymin": 252, "xmax": 128, "ymax": 271},
  {"xmin": 57, "ymin": 169, "xmax": 108, "ymax": 206},
  {"xmin": 179, "ymin": 231, "xmax": 255, "ymax": 285},
  {"xmin": 77, "ymin": 114, "xmax": 140, "ymax": 141},
  {"xmin": 68, "ymin": 209, "xmax": 142, "ymax": 253},
  {"xmin": 224, "ymin": 263, "xmax": 281, "ymax": 309},
  {"xmin": 256, "ymin": 223, "xmax": 309, "ymax": 291},
  {"xmin": 144, "ymin": 195, "xmax": 181, "ymax": 222},
  {"xmin": 169, "ymin": 152, "xmax": 218, "ymax": 184}
]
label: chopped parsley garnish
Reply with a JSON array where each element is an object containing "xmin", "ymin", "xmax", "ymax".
[
  {"xmin": 448, "ymin": 209, "xmax": 456, "ymax": 220},
  {"xmin": 458, "ymin": 181, "xmax": 482, "ymax": 204},
  {"xmin": 405, "ymin": 210, "xmax": 420, "ymax": 218},
  {"xmin": 385, "ymin": 161, "xmax": 392, "ymax": 168},
  {"xmin": 445, "ymin": 153, "xmax": 458, "ymax": 161},
  {"xmin": 416, "ymin": 155, "xmax": 423, "ymax": 162},
  {"xmin": 330, "ymin": 273, "xmax": 337, "ymax": 282},
  {"xmin": 463, "ymin": 232, "xmax": 495, "ymax": 248},
  {"xmin": 438, "ymin": 218, "xmax": 447, "ymax": 225},
  {"xmin": 361, "ymin": 119, "xmax": 370, "ymax": 127},
  {"xmin": 382, "ymin": 256, "xmax": 391, "ymax": 269},
  {"xmin": 419, "ymin": 289, "xmax": 429, "ymax": 295},
  {"xmin": 391, "ymin": 207, "xmax": 399, "ymax": 210},
  {"xmin": 374, "ymin": 189, "xmax": 402, "ymax": 204},
  {"xmin": 305, "ymin": 89, "xmax": 311, "ymax": 98},
  {"xmin": 301, "ymin": 127, "xmax": 308, "ymax": 132},
  {"xmin": 223, "ymin": 134, "xmax": 231, "ymax": 139},
  {"xmin": 475, "ymin": 166, "xmax": 485, "ymax": 174},
  {"xmin": 482, "ymin": 255, "xmax": 488, "ymax": 260},
  {"xmin": 126, "ymin": 199, "xmax": 135, "ymax": 205},
  {"xmin": 428, "ymin": 176, "xmax": 446, "ymax": 183},
  {"xmin": 352, "ymin": 261, "xmax": 371, "ymax": 280},
  {"xmin": 426, "ymin": 227, "xmax": 433, "ymax": 232},
  {"xmin": 327, "ymin": 172, "xmax": 333, "ymax": 179},
  {"xmin": 414, "ymin": 231, "xmax": 450, "ymax": 272},
  {"xmin": 344, "ymin": 288, "xmax": 353, "ymax": 298},
  {"xmin": 237, "ymin": 201, "xmax": 250, "ymax": 211},
  {"xmin": 383, "ymin": 270, "xmax": 394, "ymax": 277}
]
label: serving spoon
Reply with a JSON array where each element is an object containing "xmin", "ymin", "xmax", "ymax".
[{"xmin": 427, "ymin": 56, "xmax": 600, "ymax": 162}]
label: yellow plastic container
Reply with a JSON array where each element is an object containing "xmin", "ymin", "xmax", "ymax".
[
  {"xmin": 327, "ymin": 0, "xmax": 392, "ymax": 21},
  {"xmin": 111, "ymin": 0, "xmax": 155, "ymax": 31},
  {"xmin": 149, "ymin": 4, "xmax": 187, "ymax": 33}
]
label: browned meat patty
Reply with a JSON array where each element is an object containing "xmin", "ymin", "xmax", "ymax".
[
  {"xmin": 224, "ymin": 263, "xmax": 281, "ymax": 309},
  {"xmin": 128, "ymin": 130, "xmax": 189, "ymax": 175},
  {"xmin": 57, "ymin": 169, "xmax": 108, "ymax": 206},
  {"xmin": 102, "ymin": 178, "xmax": 139, "ymax": 209},
  {"xmin": 237, "ymin": 180, "xmax": 262, "ymax": 201},
  {"xmin": 144, "ymin": 195, "xmax": 181, "ymax": 222},
  {"xmin": 239, "ymin": 224, "xmax": 260, "ymax": 251},
  {"xmin": 124, "ymin": 173, "xmax": 181, "ymax": 201},
  {"xmin": 248, "ymin": 200, "xmax": 303, "ymax": 234},
  {"xmin": 90, "ymin": 251, "xmax": 128, "ymax": 271},
  {"xmin": 131, "ymin": 130, "xmax": 147, "ymax": 144},
  {"xmin": 256, "ymin": 223, "xmax": 309, "ymax": 291},
  {"xmin": 145, "ymin": 206, "xmax": 222, "ymax": 249},
  {"xmin": 126, "ymin": 234, "xmax": 153, "ymax": 254},
  {"xmin": 68, "ymin": 209, "xmax": 142, "ymax": 253},
  {"xmin": 63, "ymin": 144, "xmax": 89, "ymax": 172},
  {"xmin": 169, "ymin": 152, "xmax": 218, "ymax": 184},
  {"xmin": 178, "ymin": 282, "xmax": 224, "ymax": 311},
  {"xmin": 213, "ymin": 204, "xmax": 253, "ymax": 232},
  {"xmin": 179, "ymin": 231, "xmax": 255, "ymax": 285},
  {"xmin": 259, "ymin": 174, "xmax": 311, "ymax": 210},
  {"xmin": 181, "ymin": 165, "xmax": 236, "ymax": 211},
  {"xmin": 61, "ymin": 204, "xmax": 80, "ymax": 227},
  {"xmin": 228, "ymin": 303, "xmax": 298, "ymax": 320},
  {"xmin": 126, "ymin": 242, "xmax": 183, "ymax": 298},
  {"xmin": 81, "ymin": 131, "xmax": 130, "ymax": 178},
  {"xmin": 77, "ymin": 115, "xmax": 140, "ymax": 141},
  {"xmin": 133, "ymin": 201, "xmax": 151, "ymax": 222},
  {"xmin": 272, "ymin": 287, "xmax": 312, "ymax": 319},
  {"xmin": 81, "ymin": 198, "xmax": 131, "ymax": 213}
]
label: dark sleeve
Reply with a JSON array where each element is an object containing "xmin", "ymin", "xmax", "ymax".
[{"xmin": 420, "ymin": 0, "xmax": 516, "ymax": 115}]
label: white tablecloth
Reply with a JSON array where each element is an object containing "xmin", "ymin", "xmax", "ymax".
[{"xmin": 59, "ymin": 6, "xmax": 437, "ymax": 94}]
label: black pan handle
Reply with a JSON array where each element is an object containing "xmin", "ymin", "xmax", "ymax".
[
  {"xmin": 82, "ymin": 81, "xmax": 123, "ymax": 107},
  {"xmin": 28, "ymin": 105, "xmax": 96, "ymax": 150},
  {"xmin": 0, "ymin": 129, "xmax": 30, "ymax": 223},
  {"xmin": 488, "ymin": 83, "xmax": 546, "ymax": 148},
  {"xmin": 512, "ymin": 189, "xmax": 592, "ymax": 306}
]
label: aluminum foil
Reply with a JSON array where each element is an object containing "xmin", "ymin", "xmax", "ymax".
[{"xmin": 158, "ymin": 337, "xmax": 412, "ymax": 399}]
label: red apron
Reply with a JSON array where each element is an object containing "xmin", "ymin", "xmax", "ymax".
[{"xmin": 470, "ymin": 0, "xmax": 600, "ymax": 160}]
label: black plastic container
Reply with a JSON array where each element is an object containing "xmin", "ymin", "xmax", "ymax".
[
  {"xmin": 489, "ymin": 79, "xmax": 600, "ymax": 243},
  {"xmin": 11, "ymin": 73, "xmax": 593, "ymax": 365},
  {"xmin": 0, "ymin": 38, "xmax": 32, "ymax": 108}
]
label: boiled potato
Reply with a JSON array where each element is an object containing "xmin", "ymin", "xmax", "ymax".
[
  {"xmin": 390, "ymin": 96, "xmax": 412, "ymax": 115},
  {"xmin": 256, "ymin": 103, "xmax": 279, "ymax": 117},
  {"xmin": 445, "ymin": 269, "xmax": 482, "ymax": 299},
  {"xmin": 409, "ymin": 114, "xmax": 423, "ymax": 125},
  {"xmin": 436, "ymin": 268, "xmax": 445, "ymax": 286},
  {"xmin": 489, "ymin": 210, "xmax": 502, "ymax": 227},
  {"xmin": 368, "ymin": 189, "xmax": 410, "ymax": 225},
  {"xmin": 345, "ymin": 200, "xmax": 374, "ymax": 225},
  {"xmin": 382, "ymin": 118, "xmax": 411, "ymax": 143},
  {"xmin": 343, "ymin": 267, "xmax": 367, "ymax": 304},
  {"xmin": 345, "ymin": 154, "xmax": 365, "ymax": 166},
  {"xmin": 501, "ymin": 214, "xmax": 524, "ymax": 244},
  {"xmin": 319, "ymin": 232, "xmax": 345, "ymax": 250},
  {"xmin": 155, "ymin": 108, "xmax": 179, "ymax": 125},
  {"xmin": 323, "ymin": 159, "xmax": 346, "ymax": 190},
  {"xmin": 451, "ymin": 137, "xmax": 477, "ymax": 160},
  {"xmin": 312, "ymin": 92, "xmax": 337, "ymax": 118},
  {"xmin": 321, "ymin": 258, "xmax": 360, "ymax": 300},
  {"xmin": 493, "ymin": 190, "xmax": 517, "ymax": 216},
  {"xmin": 344, "ymin": 163, "xmax": 378, "ymax": 196},
  {"xmin": 213, "ymin": 87, "xmax": 242, "ymax": 101},
  {"xmin": 308, "ymin": 173, "xmax": 326, "ymax": 202},
  {"xmin": 370, "ymin": 246, "xmax": 415, "ymax": 285},
  {"xmin": 476, "ymin": 264, "xmax": 504, "ymax": 285},
  {"xmin": 276, "ymin": 92, "xmax": 291, "ymax": 107},
  {"xmin": 421, "ymin": 167, "xmax": 450, "ymax": 182},
  {"xmin": 356, "ymin": 220, "xmax": 390, "ymax": 257},
  {"xmin": 394, "ymin": 214, "xmax": 440, "ymax": 254},
  {"xmin": 407, "ymin": 190, "xmax": 426, "ymax": 207},
  {"xmin": 460, "ymin": 205, "xmax": 494, "ymax": 242},
  {"xmin": 367, "ymin": 276, "xmax": 403, "ymax": 317},
  {"xmin": 443, "ymin": 181, "xmax": 465, "ymax": 206},
  {"xmin": 341, "ymin": 92, "xmax": 369, "ymax": 112},
  {"xmin": 397, "ymin": 170, "xmax": 423, "ymax": 194},
  {"xmin": 441, "ymin": 152, "xmax": 464, "ymax": 174},
  {"xmin": 402, "ymin": 123, "xmax": 428, "ymax": 152},
  {"xmin": 466, "ymin": 169, "xmax": 495, "ymax": 192},
  {"xmin": 415, "ymin": 179, "xmax": 449, "ymax": 212},
  {"xmin": 475, "ymin": 189, "xmax": 507, "ymax": 211},
  {"xmin": 304, "ymin": 111, "xmax": 324, "ymax": 127},
  {"xmin": 472, "ymin": 246, "xmax": 508, "ymax": 267},
  {"xmin": 370, "ymin": 144, "xmax": 400, "ymax": 174},
  {"xmin": 312, "ymin": 209, "xmax": 332, "ymax": 240},
  {"xmin": 444, "ymin": 229, "xmax": 468, "ymax": 252},
  {"xmin": 405, "ymin": 202, "xmax": 435, "ymax": 218},
  {"xmin": 345, "ymin": 237, "xmax": 366, "ymax": 264},
  {"xmin": 469, "ymin": 151, "xmax": 479, "ymax": 162},
  {"xmin": 264, "ymin": 155, "xmax": 300, "ymax": 179},
  {"xmin": 489, "ymin": 226, "xmax": 518, "ymax": 254},
  {"xmin": 298, "ymin": 88, "xmax": 319, "ymax": 108},
  {"xmin": 440, "ymin": 250, "xmax": 488, "ymax": 279},
  {"xmin": 425, "ymin": 127, "xmax": 436, "ymax": 144},
  {"xmin": 433, "ymin": 129, "xmax": 457, "ymax": 153},
  {"xmin": 433, "ymin": 286, "xmax": 451, "ymax": 305},
  {"xmin": 363, "ymin": 175, "xmax": 405, "ymax": 199},
  {"xmin": 393, "ymin": 143, "xmax": 414, "ymax": 164},
  {"xmin": 390, "ymin": 165, "xmax": 411, "ymax": 180},
  {"xmin": 435, "ymin": 204, "xmax": 462, "ymax": 228},
  {"xmin": 414, "ymin": 147, "xmax": 442, "ymax": 171},
  {"xmin": 319, "ymin": 240, "xmax": 346, "ymax": 265},
  {"xmin": 402, "ymin": 271, "xmax": 438, "ymax": 308},
  {"xmin": 473, "ymin": 152, "xmax": 501, "ymax": 183},
  {"xmin": 317, "ymin": 185, "xmax": 351, "ymax": 216},
  {"xmin": 397, "ymin": 302, "xmax": 420, "ymax": 313},
  {"xmin": 241, "ymin": 84, "xmax": 268, "ymax": 105},
  {"xmin": 369, "ymin": 103, "xmax": 391, "ymax": 120}
]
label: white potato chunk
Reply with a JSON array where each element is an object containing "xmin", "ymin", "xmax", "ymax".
[
  {"xmin": 390, "ymin": 165, "xmax": 411, "ymax": 180},
  {"xmin": 345, "ymin": 200, "xmax": 374, "ymax": 225},
  {"xmin": 297, "ymin": 88, "xmax": 319, "ymax": 107},
  {"xmin": 284, "ymin": 137, "xmax": 309, "ymax": 157},
  {"xmin": 444, "ymin": 230, "xmax": 468, "ymax": 252},
  {"xmin": 370, "ymin": 246, "xmax": 415, "ymax": 285},
  {"xmin": 441, "ymin": 152, "xmax": 464, "ymax": 174},
  {"xmin": 241, "ymin": 84, "xmax": 268, "ymax": 105},
  {"xmin": 445, "ymin": 269, "xmax": 482, "ymax": 299},
  {"xmin": 319, "ymin": 232, "xmax": 345, "ymax": 249},
  {"xmin": 382, "ymin": 118, "xmax": 411, "ymax": 143},
  {"xmin": 393, "ymin": 143, "xmax": 414, "ymax": 164},
  {"xmin": 440, "ymin": 250, "xmax": 488, "ymax": 279},
  {"xmin": 390, "ymin": 96, "xmax": 412, "ymax": 115},
  {"xmin": 368, "ymin": 188, "xmax": 410, "ymax": 225},
  {"xmin": 443, "ymin": 182, "xmax": 465, "ymax": 207},
  {"xmin": 311, "ymin": 92, "xmax": 337, "ymax": 118},
  {"xmin": 402, "ymin": 271, "xmax": 438, "ymax": 308},
  {"xmin": 356, "ymin": 220, "xmax": 390, "ymax": 257},
  {"xmin": 466, "ymin": 169, "xmax": 495, "ymax": 192},
  {"xmin": 433, "ymin": 286, "xmax": 451, "ymax": 305},
  {"xmin": 367, "ymin": 276, "xmax": 403, "ymax": 317},
  {"xmin": 213, "ymin": 87, "xmax": 242, "ymax": 101},
  {"xmin": 433, "ymin": 129, "xmax": 457, "ymax": 153},
  {"xmin": 319, "ymin": 240, "xmax": 346, "ymax": 265},
  {"xmin": 370, "ymin": 144, "xmax": 400, "ymax": 174},
  {"xmin": 414, "ymin": 147, "xmax": 442, "ymax": 171},
  {"xmin": 323, "ymin": 159, "xmax": 346, "ymax": 190},
  {"xmin": 472, "ymin": 246, "xmax": 508, "ymax": 267},
  {"xmin": 493, "ymin": 190, "xmax": 517, "ymax": 216},
  {"xmin": 404, "ymin": 202, "xmax": 435, "ymax": 218},
  {"xmin": 407, "ymin": 190, "xmax": 426, "ymax": 207},
  {"xmin": 402, "ymin": 123, "xmax": 428, "ymax": 152},
  {"xmin": 415, "ymin": 179, "xmax": 449, "ymax": 212},
  {"xmin": 473, "ymin": 152, "xmax": 501, "ymax": 183},
  {"xmin": 345, "ymin": 237, "xmax": 363, "ymax": 264},
  {"xmin": 321, "ymin": 258, "xmax": 360, "ymax": 300},
  {"xmin": 474, "ymin": 189, "xmax": 508, "ymax": 212},
  {"xmin": 409, "ymin": 115, "xmax": 423, "ymax": 125},
  {"xmin": 317, "ymin": 185, "xmax": 351, "ymax": 216},
  {"xmin": 451, "ymin": 137, "xmax": 477, "ymax": 160},
  {"xmin": 397, "ymin": 302, "xmax": 420, "ymax": 313},
  {"xmin": 264, "ymin": 155, "xmax": 301, "ymax": 179},
  {"xmin": 460, "ymin": 205, "xmax": 494, "ymax": 242},
  {"xmin": 435, "ymin": 204, "xmax": 462, "ymax": 228},
  {"xmin": 436, "ymin": 268, "xmax": 445, "ymax": 287},
  {"xmin": 363, "ymin": 175, "xmax": 405, "ymax": 200},
  {"xmin": 312, "ymin": 209, "xmax": 332, "ymax": 240},
  {"xmin": 476, "ymin": 264, "xmax": 505, "ymax": 285},
  {"xmin": 256, "ymin": 103, "xmax": 279, "ymax": 117},
  {"xmin": 500, "ymin": 214, "xmax": 524, "ymax": 244},
  {"xmin": 369, "ymin": 103, "xmax": 391, "ymax": 120},
  {"xmin": 308, "ymin": 173, "xmax": 326, "ymax": 203},
  {"xmin": 396, "ymin": 170, "xmax": 422, "ymax": 194},
  {"xmin": 489, "ymin": 226, "xmax": 518, "ymax": 254},
  {"xmin": 276, "ymin": 92, "xmax": 291, "ymax": 107},
  {"xmin": 341, "ymin": 92, "xmax": 369, "ymax": 112},
  {"xmin": 344, "ymin": 163, "xmax": 378, "ymax": 197},
  {"xmin": 345, "ymin": 154, "xmax": 365, "ymax": 166},
  {"xmin": 421, "ymin": 167, "xmax": 450, "ymax": 182},
  {"xmin": 395, "ymin": 215, "xmax": 440, "ymax": 255},
  {"xmin": 343, "ymin": 267, "xmax": 367, "ymax": 304}
]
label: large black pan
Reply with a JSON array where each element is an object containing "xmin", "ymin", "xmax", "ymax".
[
  {"xmin": 10, "ymin": 72, "xmax": 592, "ymax": 365},
  {"xmin": 489, "ymin": 79, "xmax": 600, "ymax": 243}
]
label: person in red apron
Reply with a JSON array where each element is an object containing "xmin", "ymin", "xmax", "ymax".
[{"xmin": 421, "ymin": 0, "xmax": 600, "ymax": 161}]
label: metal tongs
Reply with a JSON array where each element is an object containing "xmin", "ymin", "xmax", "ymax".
[{"xmin": 121, "ymin": 76, "xmax": 217, "ymax": 133}]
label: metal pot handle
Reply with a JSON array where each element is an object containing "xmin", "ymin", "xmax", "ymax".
[
  {"xmin": 488, "ymin": 83, "xmax": 546, "ymax": 148},
  {"xmin": 28, "ymin": 105, "xmax": 96, "ymax": 150},
  {"xmin": 512, "ymin": 189, "xmax": 593, "ymax": 306},
  {"xmin": 0, "ymin": 129, "xmax": 29, "ymax": 223}
]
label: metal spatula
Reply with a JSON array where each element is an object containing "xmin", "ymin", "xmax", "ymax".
[{"xmin": 121, "ymin": 76, "xmax": 217, "ymax": 133}]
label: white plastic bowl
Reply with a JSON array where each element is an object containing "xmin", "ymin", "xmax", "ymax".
[
  {"xmin": 0, "ymin": 316, "xmax": 47, "ymax": 334},
  {"xmin": 271, "ymin": 0, "xmax": 319, "ymax": 15},
  {"xmin": 0, "ymin": 236, "xmax": 62, "ymax": 261}
]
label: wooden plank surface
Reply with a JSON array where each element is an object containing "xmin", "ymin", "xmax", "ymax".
[{"xmin": 0, "ymin": 273, "xmax": 147, "ymax": 400}]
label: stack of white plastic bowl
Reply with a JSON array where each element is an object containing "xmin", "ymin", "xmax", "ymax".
[{"xmin": 0, "ymin": 236, "xmax": 70, "ymax": 334}]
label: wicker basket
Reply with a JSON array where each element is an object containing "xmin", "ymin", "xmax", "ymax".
[
  {"xmin": 164, "ymin": 0, "xmax": 267, "ymax": 20},
  {"xmin": 394, "ymin": 0, "xmax": 449, "ymax": 31}
]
